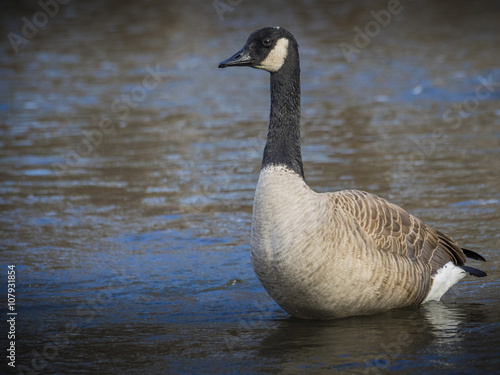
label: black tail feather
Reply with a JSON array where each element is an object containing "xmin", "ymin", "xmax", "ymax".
[
  {"xmin": 462, "ymin": 248, "xmax": 486, "ymax": 262},
  {"xmin": 461, "ymin": 265, "xmax": 487, "ymax": 278}
]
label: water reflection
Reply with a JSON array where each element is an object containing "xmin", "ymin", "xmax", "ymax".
[{"xmin": 252, "ymin": 301, "xmax": 496, "ymax": 373}]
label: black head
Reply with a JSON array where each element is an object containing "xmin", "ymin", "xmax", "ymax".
[{"xmin": 218, "ymin": 26, "xmax": 298, "ymax": 73}]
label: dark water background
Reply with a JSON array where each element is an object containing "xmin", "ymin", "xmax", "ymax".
[{"xmin": 1, "ymin": 0, "xmax": 499, "ymax": 373}]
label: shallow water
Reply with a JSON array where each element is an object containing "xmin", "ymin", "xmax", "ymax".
[{"xmin": 1, "ymin": 0, "xmax": 499, "ymax": 374}]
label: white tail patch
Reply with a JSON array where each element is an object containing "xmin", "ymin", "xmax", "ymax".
[
  {"xmin": 423, "ymin": 262, "xmax": 467, "ymax": 303},
  {"xmin": 256, "ymin": 38, "xmax": 289, "ymax": 72}
]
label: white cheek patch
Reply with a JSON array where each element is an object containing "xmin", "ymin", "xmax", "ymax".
[{"xmin": 256, "ymin": 38, "xmax": 289, "ymax": 72}]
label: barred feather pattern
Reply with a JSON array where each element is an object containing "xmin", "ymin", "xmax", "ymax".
[{"xmin": 332, "ymin": 190, "xmax": 467, "ymax": 273}]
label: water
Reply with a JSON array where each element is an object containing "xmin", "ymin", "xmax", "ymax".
[{"xmin": 1, "ymin": 0, "xmax": 499, "ymax": 373}]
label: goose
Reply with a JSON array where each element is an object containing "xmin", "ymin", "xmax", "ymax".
[{"xmin": 218, "ymin": 26, "xmax": 487, "ymax": 319}]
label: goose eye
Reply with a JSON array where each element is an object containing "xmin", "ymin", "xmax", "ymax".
[{"xmin": 262, "ymin": 38, "xmax": 272, "ymax": 47}]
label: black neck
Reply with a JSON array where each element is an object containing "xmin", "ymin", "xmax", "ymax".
[{"xmin": 262, "ymin": 55, "xmax": 304, "ymax": 178}]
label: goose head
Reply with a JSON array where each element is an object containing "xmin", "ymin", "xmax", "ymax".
[{"xmin": 218, "ymin": 26, "xmax": 298, "ymax": 73}]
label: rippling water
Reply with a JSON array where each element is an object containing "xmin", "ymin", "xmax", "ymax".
[{"xmin": 1, "ymin": 0, "xmax": 499, "ymax": 373}]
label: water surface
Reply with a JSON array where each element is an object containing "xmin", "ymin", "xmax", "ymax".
[{"xmin": 1, "ymin": 0, "xmax": 499, "ymax": 374}]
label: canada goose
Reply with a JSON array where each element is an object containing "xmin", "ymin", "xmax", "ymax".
[{"xmin": 218, "ymin": 26, "xmax": 487, "ymax": 319}]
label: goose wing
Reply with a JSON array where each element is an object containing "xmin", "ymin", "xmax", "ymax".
[{"xmin": 332, "ymin": 190, "xmax": 467, "ymax": 274}]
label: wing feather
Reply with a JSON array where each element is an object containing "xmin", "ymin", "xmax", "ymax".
[{"xmin": 331, "ymin": 190, "xmax": 467, "ymax": 274}]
